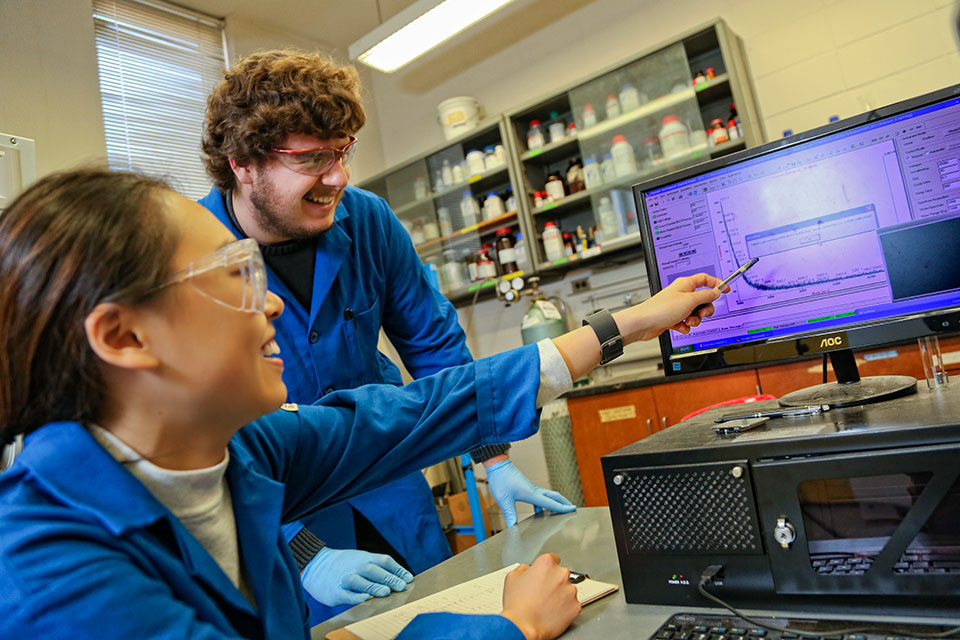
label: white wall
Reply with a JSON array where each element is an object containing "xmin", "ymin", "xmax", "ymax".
[
  {"xmin": 0, "ymin": 0, "xmax": 107, "ymax": 177},
  {"xmin": 355, "ymin": 0, "xmax": 960, "ymax": 178}
]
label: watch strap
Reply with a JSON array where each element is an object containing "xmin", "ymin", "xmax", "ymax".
[
  {"xmin": 289, "ymin": 527, "xmax": 326, "ymax": 572},
  {"xmin": 582, "ymin": 309, "xmax": 624, "ymax": 365}
]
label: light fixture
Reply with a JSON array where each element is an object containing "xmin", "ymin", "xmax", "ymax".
[{"xmin": 349, "ymin": 0, "xmax": 517, "ymax": 73}]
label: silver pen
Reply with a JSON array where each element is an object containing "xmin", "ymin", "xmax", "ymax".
[{"xmin": 713, "ymin": 404, "xmax": 829, "ymax": 424}]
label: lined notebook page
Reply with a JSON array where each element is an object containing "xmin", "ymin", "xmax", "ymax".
[{"xmin": 340, "ymin": 563, "xmax": 617, "ymax": 640}]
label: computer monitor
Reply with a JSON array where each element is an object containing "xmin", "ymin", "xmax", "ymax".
[
  {"xmin": 633, "ymin": 84, "xmax": 960, "ymax": 407},
  {"xmin": 0, "ymin": 133, "xmax": 37, "ymax": 211}
]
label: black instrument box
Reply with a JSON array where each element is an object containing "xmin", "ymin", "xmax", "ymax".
[{"xmin": 602, "ymin": 385, "xmax": 960, "ymax": 617}]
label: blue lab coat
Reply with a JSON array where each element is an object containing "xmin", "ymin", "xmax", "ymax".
[
  {"xmin": 199, "ymin": 188, "xmax": 470, "ymax": 589},
  {"xmin": 0, "ymin": 347, "xmax": 536, "ymax": 639}
]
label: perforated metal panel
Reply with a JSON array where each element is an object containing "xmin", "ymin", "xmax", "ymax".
[{"xmin": 613, "ymin": 461, "xmax": 762, "ymax": 555}]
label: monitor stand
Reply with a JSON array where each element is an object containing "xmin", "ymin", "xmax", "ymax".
[{"xmin": 778, "ymin": 348, "xmax": 917, "ymax": 408}]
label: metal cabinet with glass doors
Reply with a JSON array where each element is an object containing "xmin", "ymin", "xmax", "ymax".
[
  {"xmin": 505, "ymin": 19, "xmax": 764, "ymax": 274},
  {"xmin": 358, "ymin": 117, "xmax": 532, "ymax": 303}
]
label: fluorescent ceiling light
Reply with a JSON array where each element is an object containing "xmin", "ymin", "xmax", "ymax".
[{"xmin": 349, "ymin": 0, "xmax": 517, "ymax": 73}]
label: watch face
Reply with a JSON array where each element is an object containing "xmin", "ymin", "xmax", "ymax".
[
  {"xmin": 498, "ymin": 279, "xmax": 512, "ymax": 294},
  {"xmin": 511, "ymin": 276, "xmax": 525, "ymax": 291}
]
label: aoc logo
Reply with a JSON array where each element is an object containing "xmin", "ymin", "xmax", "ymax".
[{"xmin": 820, "ymin": 336, "xmax": 844, "ymax": 348}]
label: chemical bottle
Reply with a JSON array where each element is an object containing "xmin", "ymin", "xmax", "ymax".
[
  {"xmin": 729, "ymin": 103, "xmax": 743, "ymax": 137},
  {"xmin": 410, "ymin": 219, "xmax": 425, "ymax": 245},
  {"xmin": 641, "ymin": 137, "xmax": 662, "ymax": 165},
  {"xmin": 566, "ymin": 122, "xmax": 577, "ymax": 137},
  {"xmin": 709, "ymin": 118, "xmax": 729, "ymax": 145},
  {"xmin": 494, "ymin": 144, "xmax": 508, "ymax": 165},
  {"xmin": 514, "ymin": 231, "xmax": 529, "ymax": 271},
  {"xmin": 441, "ymin": 159, "xmax": 453, "ymax": 186},
  {"xmin": 483, "ymin": 192, "xmax": 505, "ymax": 221},
  {"xmin": 619, "ymin": 83, "xmax": 641, "ymax": 112},
  {"xmin": 542, "ymin": 221, "xmax": 564, "ymax": 262},
  {"xmin": 520, "ymin": 277, "xmax": 568, "ymax": 345},
  {"xmin": 548, "ymin": 111, "xmax": 566, "ymax": 143},
  {"xmin": 566, "ymin": 158, "xmax": 585, "ymax": 194},
  {"xmin": 495, "ymin": 227, "xmax": 519, "ymax": 275},
  {"xmin": 452, "ymin": 163, "xmax": 465, "ymax": 183},
  {"xmin": 527, "ymin": 120, "xmax": 545, "ymax": 150},
  {"xmin": 534, "ymin": 191, "xmax": 544, "ymax": 209},
  {"xmin": 466, "ymin": 149, "xmax": 485, "ymax": 175},
  {"xmin": 442, "ymin": 248, "xmax": 468, "ymax": 291},
  {"xmin": 596, "ymin": 195, "xmax": 619, "ymax": 242},
  {"xmin": 545, "ymin": 173, "xmax": 566, "ymax": 201},
  {"xmin": 575, "ymin": 225, "xmax": 587, "ymax": 255},
  {"xmin": 460, "ymin": 191, "xmax": 478, "ymax": 227},
  {"xmin": 611, "ymin": 134, "xmax": 638, "ymax": 177},
  {"xmin": 438, "ymin": 206, "xmax": 454, "ymax": 236},
  {"xmin": 423, "ymin": 218, "xmax": 440, "ymax": 240},
  {"xmin": 483, "ymin": 145, "xmax": 497, "ymax": 170},
  {"xmin": 605, "ymin": 94, "xmax": 621, "ymax": 120},
  {"xmin": 505, "ymin": 185, "xmax": 517, "ymax": 212},
  {"xmin": 600, "ymin": 154, "xmax": 616, "ymax": 183},
  {"xmin": 562, "ymin": 232, "xmax": 574, "ymax": 257},
  {"xmin": 582, "ymin": 104, "xmax": 597, "ymax": 128},
  {"xmin": 477, "ymin": 245, "xmax": 497, "ymax": 280},
  {"xmin": 583, "ymin": 156, "xmax": 603, "ymax": 189},
  {"xmin": 659, "ymin": 115, "xmax": 690, "ymax": 159}
]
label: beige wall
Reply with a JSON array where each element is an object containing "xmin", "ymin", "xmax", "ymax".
[
  {"xmin": 0, "ymin": 0, "xmax": 107, "ymax": 177},
  {"xmin": 356, "ymin": 0, "xmax": 960, "ymax": 180}
]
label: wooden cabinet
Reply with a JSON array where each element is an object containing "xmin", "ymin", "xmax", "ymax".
[
  {"xmin": 568, "ymin": 387, "xmax": 658, "ymax": 507},
  {"xmin": 755, "ymin": 341, "xmax": 953, "ymax": 398},
  {"xmin": 650, "ymin": 369, "xmax": 760, "ymax": 429}
]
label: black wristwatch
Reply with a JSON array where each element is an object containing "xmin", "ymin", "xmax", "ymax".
[{"xmin": 582, "ymin": 309, "xmax": 624, "ymax": 365}]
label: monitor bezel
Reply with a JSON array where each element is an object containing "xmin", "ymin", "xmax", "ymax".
[{"xmin": 633, "ymin": 83, "xmax": 960, "ymax": 377}]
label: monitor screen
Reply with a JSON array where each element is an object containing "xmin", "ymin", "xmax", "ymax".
[{"xmin": 635, "ymin": 84, "xmax": 960, "ymax": 376}]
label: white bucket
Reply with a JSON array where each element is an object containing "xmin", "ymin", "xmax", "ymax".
[{"xmin": 437, "ymin": 96, "xmax": 480, "ymax": 140}]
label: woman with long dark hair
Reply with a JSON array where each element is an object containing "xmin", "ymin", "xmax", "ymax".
[{"xmin": 0, "ymin": 169, "xmax": 721, "ymax": 639}]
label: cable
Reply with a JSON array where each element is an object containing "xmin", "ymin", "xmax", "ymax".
[{"xmin": 697, "ymin": 565, "xmax": 960, "ymax": 639}]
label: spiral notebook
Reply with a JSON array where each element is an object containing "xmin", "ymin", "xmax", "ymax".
[{"xmin": 326, "ymin": 563, "xmax": 618, "ymax": 640}]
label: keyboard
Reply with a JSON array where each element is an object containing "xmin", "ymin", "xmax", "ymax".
[
  {"xmin": 650, "ymin": 612, "xmax": 958, "ymax": 640},
  {"xmin": 808, "ymin": 552, "xmax": 960, "ymax": 575}
]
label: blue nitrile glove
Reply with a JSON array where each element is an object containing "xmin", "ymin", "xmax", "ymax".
[
  {"xmin": 486, "ymin": 459, "xmax": 577, "ymax": 527},
  {"xmin": 301, "ymin": 547, "xmax": 414, "ymax": 607}
]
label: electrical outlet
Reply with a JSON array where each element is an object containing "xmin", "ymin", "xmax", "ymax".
[{"xmin": 571, "ymin": 278, "xmax": 591, "ymax": 294}]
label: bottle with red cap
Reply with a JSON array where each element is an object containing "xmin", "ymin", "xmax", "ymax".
[
  {"xmin": 526, "ymin": 120, "xmax": 545, "ymax": 151},
  {"xmin": 542, "ymin": 221, "xmax": 564, "ymax": 262},
  {"xmin": 728, "ymin": 103, "xmax": 742, "ymax": 139},
  {"xmin": 495, "ymin": 227, "xmax": 519, "ymax": 274},
  {"xmin": 709, "ymin": 118, "xmax": 729, "ymax": 146},
  {"xmin": 611, "ymin": 134, "xmax": 637, "ymax": 177},
  {"xmin": 659, "ymin": 114, "xmax": 690, "ymax": 159},
  {"xmin": 477, "ymin": 244, "xmax": 497, "ymax": 280}
]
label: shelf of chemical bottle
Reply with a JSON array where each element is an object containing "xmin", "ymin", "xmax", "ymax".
[
  {"xmin": 530, "ymin": 143, "xmax": 713, "ymax": 218},
  {"xmin": 444, "ymin": 270, "xmax": 527, "ymax": 305},
  {"xmin": 391, "ymin": 164, "xmax": 511, "ymax": 217},
  {"xmin": 414, "ymin": 210, "xmax": 519, "ymax": 257},
  {"xmin": 693, "ymin": 73, "xmax": 733, "ymax": 103},
  {"xmin": 536, "ymin": 231, "xmax": 644, "ymax": 274},
  {"xmin": 518, "ymin": 77, "xmax": 730, "ymax": 166}
]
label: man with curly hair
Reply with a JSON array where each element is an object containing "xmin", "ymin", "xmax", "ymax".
[{"xmin": 199, "ymin": 50, "xmax": 575, "ymax": 624}]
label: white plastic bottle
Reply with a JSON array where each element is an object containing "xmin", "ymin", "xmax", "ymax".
[
  {"xmin": 596, "ymin": 196, "xmax": 619, "ymax": 243},
  {"xmin": 441, "ymin": 159, "xmax": 453, "ymax": 186},
  {"xmin": 611, "ymin": 135, "xmax": 638, "ymax": 177},
  {"xmin": 619, "ymin": 83, "xmax": 641, "ymax": 112},
  {"xmin": 526, "ymin": 120, "xmax": 545, "ymax": 151},
  {"xmin": 437, "ymin": 206, "xmax": 453, "ymax": 236},
  {"xmin": 483, "ymin": 192, "xmax": 505, "ymax": 220},
  {"xmin": 605, "ymin": 94, "xmax": 621, "ymax": 120},
  {"xmin": 542, "ymin": 221, "xmax": 564, "ymax": 262},
  {"xmin": 460, "ymin": 192, "xmax": 478, "ymax": 227},
  {"xmin": 660, "ymin": 115, "xmax": 690, "ymax": 159},
  {"xmin": 582, "ymin": 104, "xmax": 597, "ymax": 128},
  {"xmin": 583, "ymin": 156, "xmax": 603, "ymax": 189},
  {"xmin": 600, "ymin": 154, "xmax": 617, "ymax": 183}
]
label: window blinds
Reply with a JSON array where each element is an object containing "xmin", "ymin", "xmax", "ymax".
[{"xmin": 92, "ymin": 0, "xmax": 226, "ymax": 199}]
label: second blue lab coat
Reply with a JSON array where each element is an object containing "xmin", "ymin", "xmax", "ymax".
[{"xmin": 0, "ymin": 347, "xmax": 539, "ymax": 639}]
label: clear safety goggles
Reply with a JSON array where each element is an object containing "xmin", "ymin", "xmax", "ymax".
[
  {"xmin": 271, "ymin": 136, "xmax": 358, "ymax": 176},
  {"xmin": 150, "ymin": 238, "xmax": 267, "ymax": 313}
]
